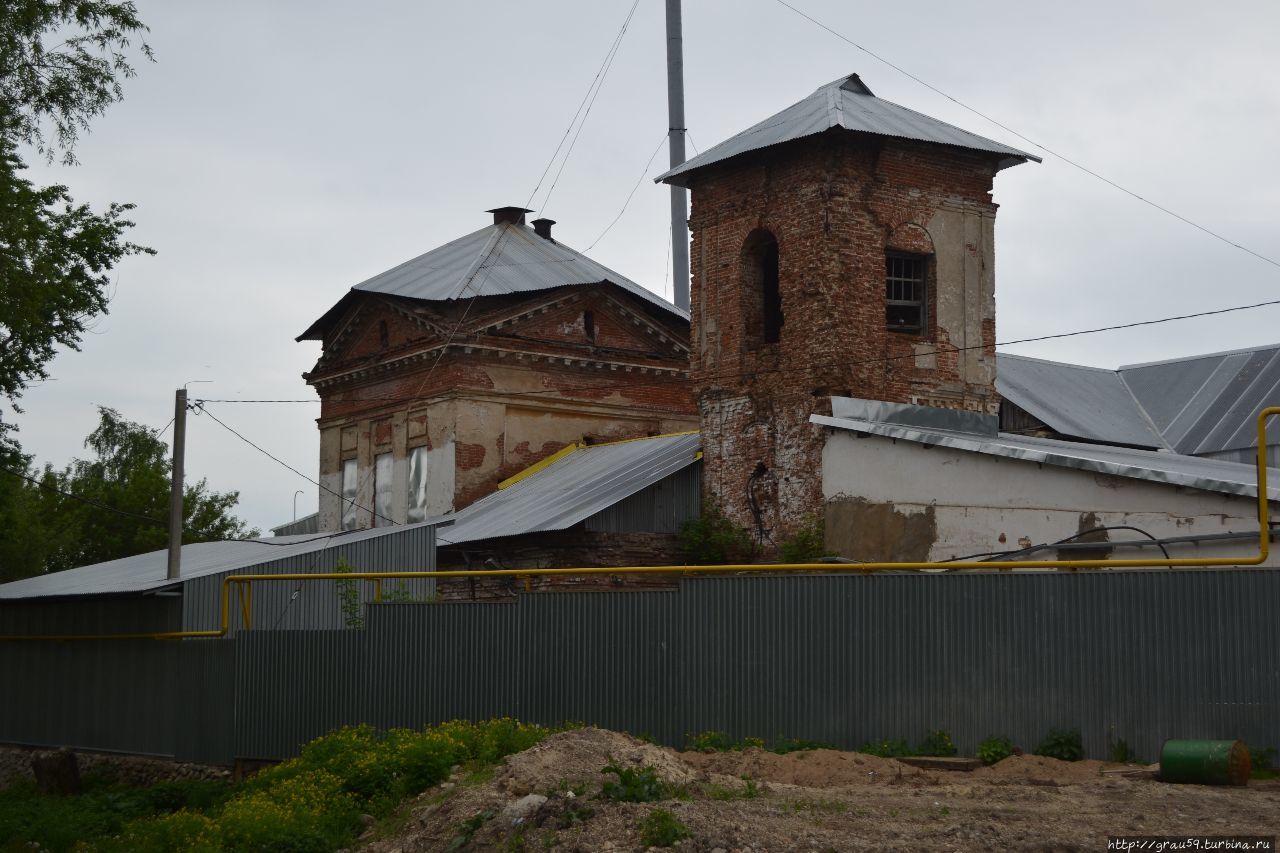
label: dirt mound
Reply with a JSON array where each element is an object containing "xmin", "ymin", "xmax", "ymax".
[
  {"xmin": 683, "ymin": 747, "xmax": 937, "ymax": 787},
  {"xmin": 495, "ymin": 727, "xmax": 701, "ymax": 796},
  {"xmin": 971, "ymin": 753, "xmax": 1111, "ymax": 784},
  {"xmin": 363, "ymin": 730, "xmax": 1280, "ymax": 852}
]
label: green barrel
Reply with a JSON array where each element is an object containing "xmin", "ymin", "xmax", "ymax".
[{"xmin": 1160, "ymin": 739, "xmax": 1251, "ymax": 785}]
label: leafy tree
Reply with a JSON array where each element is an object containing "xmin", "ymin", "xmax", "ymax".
[
  {"xmin": 0, "ymin": 1, "xmax": 153, "ymax": 162},
  {"xmin": 0, "ymin": 2, "xmax": 154, "ymax": 447},
  {"xmin": 0, "ymin": 407, "xmax": 257, "ymax": 581}
]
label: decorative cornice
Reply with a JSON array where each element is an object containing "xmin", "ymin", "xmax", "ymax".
[{"xmin": 309, "ymin": 341, "xmax": 689, "ymax": 391}]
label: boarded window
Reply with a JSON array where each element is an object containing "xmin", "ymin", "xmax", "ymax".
[
  {"xmin": 341, "ymin": 458, "xmax": 359, "ymax": 531},
  {"xmin": 374, "ymin": 452, "xmax": 393, "ymax": 527},
  {"xmin": 742, "ymin": 229, "xmax": 783, "ymax": 347},
  {"xmin": 407, "ymin": 446, "xmax": 429, "ymax": 524},
  {"xmin": 886, "ymin": 252, "xmax": 927, "ymax": 333}
]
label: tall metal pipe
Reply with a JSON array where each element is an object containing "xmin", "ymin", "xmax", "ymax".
[
  {"xmin": 166, "ymin": 388, "xmax": 186, "ymax": 580},
  {"xmin": 665, "ymin": 0, "xmax": 690, "ymax": 312}
]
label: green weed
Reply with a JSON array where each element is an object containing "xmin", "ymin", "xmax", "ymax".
[
  {"xmin": 1035, "ymin": 728, "xmax": 1084, "ymax": 762},
  {"xmin": 637, "ymin": 808, "xmax": 690, "ymax": 848},
  {"xmin": 977, "ymin": 736, "xmax": 1014, "ymax": 766}
]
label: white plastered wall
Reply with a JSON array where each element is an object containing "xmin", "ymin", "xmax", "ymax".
[{"xmin": 821, "ymin": 429, "xmax": 1277, "ymax": 566}]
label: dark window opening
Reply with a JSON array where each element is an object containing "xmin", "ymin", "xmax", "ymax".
[
  {"xmin": 761, "ymin": 241, "xmax": 782, "ymax": 343},
  {"xmin": 583, "ymin": 310, "xmax": 595, "ymax": 341},
  {"xmin": 378, "ymin": 319, "xmax": 390, "ymax": 349},
  {"xmin": 742, "ymin": 229, "xmax": 783, "ymax": 348},
  {"xmin": 886, "ymin": 252, "xmax": 926, "ymax": 333}
]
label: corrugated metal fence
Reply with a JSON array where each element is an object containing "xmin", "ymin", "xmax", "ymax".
[{"xmin": 3, "ymin": 570, "xmax": 1278, "ymax": 765}]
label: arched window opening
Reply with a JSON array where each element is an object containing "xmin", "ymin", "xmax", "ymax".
[{"xmin": 742, "ymin": 229, "xmax": 783, "ymax": 348}]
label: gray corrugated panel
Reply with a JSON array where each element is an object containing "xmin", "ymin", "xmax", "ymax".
[
  {"xmin": 438, "ymin": 433, "xmax": 702, "ymax": 545},
  {"xmin": 0, "ymin": 519, "xmax": 446, "ymax": 601},
  {"xmin": 814, "ymin": 405, "xmax": 1280, "ymax": 500},
  {"xmin": 298, "ymin": 221, "xmax": 685, "ymax": 341},
  {"xmin": 226, "ymin": 572, "xmax": 1280, "ymax": 763},
  {"xmin": 174, "ymin": 641, "xmax": 237, "ymax": 765},
  {"xmin": 1120, "ymin": 344, "xmax": 1280, "ymax": 455},
  {"xmin": 583, "ymin": 463, "xmax": 701, "ymax": 533},
  {"xmin": 996, "ymin": 354, "xmax": 1166, "ymax": 448},
  {"xmin": 182, "ymin": 523, "xmax": 437, "ymax": 634},
  {"xmin": 0, "ymin": 640, "xmax": 180, "ymax": 757},
  {"xmin": 658, "ymin": 74, "xmax": 1038, "ymax": 187},
  {"xmin": 0, "ymin": 596, "xmax": 179, "ymax": 636},
  {"xmin": 1203, "ymin": 445, "xmax": 1280, "ymax": 469},
  {"xmin": 234, "ymin": 631, "xmax": 368, "ymax": 760}
]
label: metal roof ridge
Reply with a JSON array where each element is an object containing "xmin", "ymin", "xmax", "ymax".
[
  {"xmin": 998, "ymin": 351, "xmax": 1119, "ymax": 375},
  {"xmin": 495, "ymin": 442, "xmax": 583, "ymax": 490},
  {"xmin": 1118, "ymin": 342, "xmax": 1280, "ymax": 371},
  {"xmin": 1114, "ymin": 369, "xmax": 1176, "ymax": 452},
  {"xmin": 349, "ymin": 224, "xmax": 494, "ymax": 293},
  {"xmin": 451, "ymin": 223, "xmax": 512, "ymax": 300},
  {"xmin": 866, "ymin": 95, "xmax": 1042, "ymax": 163}
]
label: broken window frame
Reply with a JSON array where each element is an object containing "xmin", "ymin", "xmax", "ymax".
[
  {"xmin": 341, "ymin": 457, "xmax": 359, "ymax": 531},
  {"xmin": 373, "ymin": 452, "xmax": 394, "ymax": 527},
  {"xmin": 406, "ymin": 445, "xmax": 429, "ymax": 524},
  {"xmin": 885, "ymin": 251, "xmax": 928, "ymax": 334}
]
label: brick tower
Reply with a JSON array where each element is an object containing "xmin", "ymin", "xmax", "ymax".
[{"xmin": 658, "ymin": 74, "xmax": 1037, "ymax": 547}]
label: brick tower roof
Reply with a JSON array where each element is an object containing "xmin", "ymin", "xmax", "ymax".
[{"xmin": 657, "ymin": 73, "xmax": 1040, "ymax": 188}]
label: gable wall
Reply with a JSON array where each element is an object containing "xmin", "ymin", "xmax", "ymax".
[{"xmin": 310, "ymin": 290, "xmax": 696, "ymax": 531}]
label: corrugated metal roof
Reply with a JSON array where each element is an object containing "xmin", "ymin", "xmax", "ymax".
[
  {"xmin": 1120, "ymin": 344, "xmax": 1280, "ymax": 456},
  {"xmin": 658, "ymin": 74, "xmax": 1039, "ymax": 187},
  {"xmin": 812, "ymin": 407, "xmax": 1280, "ymax": 501},
  {"xmin": 996, "ymin": 347, "xmax": 1280, "ymax": 456},
  {"xmin": 437, "ymin": 432, "xmax": 702, "ymax": 546},
  {"xmin": 0, "ymin": 520, "xmax": 448, "ymax": 601},
  {"xmin": 299, "ymin": 221, "xmax": 685, "ymax": 341},
  {"xmin": 997, "ymin": 354, "xmax": 1166, "ymax": 448}
]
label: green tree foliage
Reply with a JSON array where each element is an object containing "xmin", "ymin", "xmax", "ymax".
[
  {"xmin": 0, "ymin": 1, "xmax": 153, "ymax": 162},
  {"xmin": 0, "ymin": 2, "xmax": 155, "ymax": 450},
  {"xmin": 0, "ymin": 407, "xmax": 256, "ymax": 581}
]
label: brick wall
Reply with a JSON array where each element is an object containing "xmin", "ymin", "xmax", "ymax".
[
  {"xmin": 435, "ymin": 531, "xmax": 685, "ymax": 600},
  {"xmin": 687, "ymin": 132, "xmax": 1004, "ymax": 546}
]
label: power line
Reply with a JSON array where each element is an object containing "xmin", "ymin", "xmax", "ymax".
[
  {"xmin": 535, "ymin": 0, "xmax": 641, "ymax": 215},
  {"xmin": 1, "ymin": 464, "xmax": 173, "ymax": 527},
  {"xmin": 585, "ymin": 132, "xmax": 670, "ymax": 251},
  {"xmin": 0, "ymin": 461, "xmax": 327, "ymax": 546},
  {"xmin": 191, "ymin": 291, "xmax": 1280, "ymax": 405},
  {"xmin": 193, "ymin": 402, "xmax": 397, "ymax": 527},
  {"xmin": 770, "ymin": 0, "xmax": 1280, "ymax": 271}
]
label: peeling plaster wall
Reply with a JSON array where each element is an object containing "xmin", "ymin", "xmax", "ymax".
[
  {"xmin": 315, "ymin": 354, "xmax": 697, "ymax": 531},
  {"xmin": 820, "ymin": 429, "xmax": 1279, "ymax": 565},
  {"xmin": 308, "ymin": 288, "xmax": 697, "ymax": 532}
]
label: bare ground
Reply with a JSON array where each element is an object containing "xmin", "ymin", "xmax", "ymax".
[{"xmin": 360, "ymin": 728, "xmax": 1280, "ymax": 852}]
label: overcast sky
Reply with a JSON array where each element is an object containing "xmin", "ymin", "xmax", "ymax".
[{"xmin": 11, "ymin": 0, "xmax": 1279, "ymax": 533}]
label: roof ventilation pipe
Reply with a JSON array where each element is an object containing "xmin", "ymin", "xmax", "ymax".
[
  {"xmin": 531, "ymin": 218, "xmax": 556, "ymax": 241},
  {"xmin": 487, "ymin": 206, "xmax": 532, "ymax": 225}
]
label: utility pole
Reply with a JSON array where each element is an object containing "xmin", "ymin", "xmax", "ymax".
[
  {"xmin": 166, "ymin": 388, "xmax": 187, "ymax": 580},
  {"xmin": 665, "ymin": 0, "xmax": 690, "ymax": 312}
]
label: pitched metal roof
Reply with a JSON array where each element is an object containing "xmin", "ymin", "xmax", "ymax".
[
  {"xmin": 299, "ymin": 220, "xmax": 685, "ymax": 339},
  {"xmin": 0, "ymin": 520, "xmax": 448, "ymax": 601},
  {"xmin": 437, "ymin": 432, "xmax": 701, "ymax": 546},
  {"xmin": 996, "ymin": 347, "xmax": 1280, "ymax": 456},
  {"xmin": 996, "ymin": 354, "xmax": 1166, "ymax": 448},
  {"xmin": 1120, "ymin": 345, "xmax": 1280, "ymax": 456},
  {"xmin": 812, "ymin": 404, "xmax": 1280, "ymax": 502},
  {"xmin": 658, "ymin": 74, "xmax": 1039, "ymax": 187}
]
